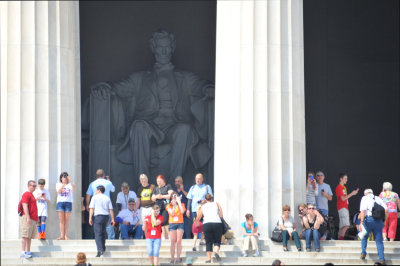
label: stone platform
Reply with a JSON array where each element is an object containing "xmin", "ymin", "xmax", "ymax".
[{"xmin": 1, "ymin": 239, "xmax": 399, "ymax": 265}]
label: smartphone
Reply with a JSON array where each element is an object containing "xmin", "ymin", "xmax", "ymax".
[
  {"xmin": 310, "ymin": 174, "xmax": 314, "ymax": 181},
  {"xmin": 321, "ymin": 189, "xmax": 325, "ymax": 192}
]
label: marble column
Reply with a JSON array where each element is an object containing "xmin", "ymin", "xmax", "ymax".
[
  {"xmin": 0, "ymin": 1, "xmax": 81, "ymax": 240},
  {"xmin": 214, "ymin": 0, "xmax": 306, "ymax": 236}
]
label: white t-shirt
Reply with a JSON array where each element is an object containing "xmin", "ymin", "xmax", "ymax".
[
  {"xmin": 117, "ymin": 208, "xmax": 141, "ymax": 225},
  {"xmin": 89, "ymin": 193, "xmax": 113, "ymax": 216},
  {"xmin": 201, "ymin": 202, "xmax": 222, "ymax": 224},
  {"xmin": 34, "ymin": 188, "xmax": 51, "ymax": 217},
  {"xmin": 279, "ymin": 215, "xmax": 295, "ymax": 233},
  {"xmin": 360, "ymin": 194, "xmax": 387, "ymax": 217},
  {"xmin": 116, "ymin": 191, "xmax": 138, "ymax": 210},
  {"xmin": 56, "ymin": 183, "xmax": 73, "ymax": 203}
]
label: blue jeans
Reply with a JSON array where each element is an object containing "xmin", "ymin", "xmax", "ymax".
[
  {"xmin": 146, "ymin": 238, "xmax": 161, "ymax": 257},
  {"xmin": 120, "ymin": 224, "xmax": 143, "ymax": 239},
  {"xmin": 361, "ymin": 216, "xmax": 385, "ymax": 261},
  {"xmin": 318, "ymin": 209, "xmax": 328, "ymax": 216},
  {"xmin": 106, "ymin": 216, "xmax": 115, "ymax": 240},
  {"xmin": 304, "ymin": 228, "xmax": 320, "ymax": 249}
]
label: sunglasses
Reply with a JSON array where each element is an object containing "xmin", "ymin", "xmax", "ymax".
[
  {"xmin": 308, "ymin": 207, "xmax": 315, "ymax": 210},
  {"xmin": 284, "ymin": 209, "xmax": 290, "ymax": 212},
  {"xmin": 316, "ymin": 174, "xmax": 324, "ymax": 176},
  {"xmin": 30, "ymin": 185, "xmax": 37, "ymax": 187}
]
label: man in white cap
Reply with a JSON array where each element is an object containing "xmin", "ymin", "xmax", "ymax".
[{"xmin": 359, "ymin": 188, "xmax": 388, "ymax": 265}]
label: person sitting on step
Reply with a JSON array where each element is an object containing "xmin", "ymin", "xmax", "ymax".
[
  {"xmin": 241, "ymin": 213, "xmax": 260, "ymax": 257},
  {"xmin": 280, "ymin": 205, "xmax": 302, "ymax": 252},
  {"xmin": 115, "ymin": 198, "xmax": 142, "ymax": 239}
]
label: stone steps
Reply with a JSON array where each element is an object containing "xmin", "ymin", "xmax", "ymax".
[{"xmin": 1, "ymin": 239, "xmax": 399, "ymax": 265}]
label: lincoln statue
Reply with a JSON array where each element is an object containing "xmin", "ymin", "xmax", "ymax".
[{"xmin": 82, "ymin": 29, "xmax": 214, "ymax": 185}]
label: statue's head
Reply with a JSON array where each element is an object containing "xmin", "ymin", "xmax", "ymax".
[{"xmin": 150, "ymin": 29, "xmax": 176, "ymax": 65}]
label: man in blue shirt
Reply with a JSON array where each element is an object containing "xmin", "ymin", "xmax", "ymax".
[
  {"xmin": 86, "ymin": 169, "xmax": 116, "ymax": 239},
  {"xmin": 186, "ymin": 173, "xmax": 213, "ymax": 219},
  {"xmin": 315, "ymin": 171, "xmax": 333, "ymax": 216}
]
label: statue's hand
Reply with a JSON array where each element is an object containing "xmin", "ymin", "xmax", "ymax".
[
  {"xmin": 90, "ymin": 82, "xmax": 115, "ymax": 100},
  {"xmin": 204, "ymin": 85, "xmax": 215, "ymax": 99}
]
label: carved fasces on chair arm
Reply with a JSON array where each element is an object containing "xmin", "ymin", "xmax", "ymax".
[{"xmin": 90, "ymin": 82, "xmax": 115, "ymax": 99}]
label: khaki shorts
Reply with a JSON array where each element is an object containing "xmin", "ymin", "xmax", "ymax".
[
  {"xmin": 338, "ymin": 208, "xmax": 350, "ymax": 228},
  {"xmin": 21, "ymin": 215, "xmax": 37, "ymax": 239}
]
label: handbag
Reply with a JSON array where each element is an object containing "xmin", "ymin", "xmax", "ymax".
[
  {"xmin": 270, "ymin": 218, "xmax": 283, "ymax": 242},
  {"xmin": 221, "ymin": 217, "xmax": 229, "ymax": 235}
]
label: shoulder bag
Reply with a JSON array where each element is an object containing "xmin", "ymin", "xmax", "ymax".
[{"xmin": 270, "ymin": 218, "xmax": 283, "ymax": 242}]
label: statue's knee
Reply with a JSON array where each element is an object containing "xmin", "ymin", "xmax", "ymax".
[
  {"xmin": 174, "ymin": 123, "xmax": 192, "ymax": 135},
  {"xmin": 129, "ymin": 120, "xmax": 148, "ymax": 137}
]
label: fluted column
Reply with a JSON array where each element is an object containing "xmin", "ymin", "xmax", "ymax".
[
  {"xmin": 0, "ymin": 1, "xmax": 81, "ymax": 240},
  {"xmin": 214, "ymin": 0, "xmax": 306, "ymax": 235}
]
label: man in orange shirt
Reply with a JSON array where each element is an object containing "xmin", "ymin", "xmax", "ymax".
[{"xmin": 336, "ymin": 173, "xmax": 359, "ymax": 240}]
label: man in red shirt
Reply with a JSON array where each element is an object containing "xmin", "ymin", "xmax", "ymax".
[
  {"xmin": 20, "ymin": 180, "xmax": 39, "ymax": 258},
  {"xmin": 335, "ymin": 173, "xmax": 358, "ymax": 240}
]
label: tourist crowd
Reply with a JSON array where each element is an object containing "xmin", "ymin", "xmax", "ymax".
[{"xmin": 18, "ymin": 170, "xmax": 399, "ymax": 265}]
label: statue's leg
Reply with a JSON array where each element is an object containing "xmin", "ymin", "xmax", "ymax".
[
  {"xmin": 166, "ymin": 123, "xmax": 196, "ymax": 179},
  {"xmin": 129, "ymin": 120, "xmax": 152, "ymax": 179}
]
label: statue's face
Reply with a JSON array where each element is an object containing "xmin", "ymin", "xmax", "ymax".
[{"xmin": 153, "ymin": 37, "xmax": 173, "ymax": 65}]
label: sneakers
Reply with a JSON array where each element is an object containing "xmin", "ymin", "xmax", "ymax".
[
  {"xmin": 199, "ymin": 241, "xmax": 206, "ymax": 245},
  {"xmin": 316, "ymin": 248, "xmax": 320, "ymax": 252},
  {"xmin": 383, "ymin": 238, "xmax": 388, "ymax": 241},
  {"xmin": 20, "ymin": 252, "xmax": 32, "ymax": 258},
  {"xmin": 253, "ymin": 250, "xmax": 260, "ymax": 257},
  {"xmin": 192, "ymin": 247, "xmax": 197, "ymax": 251},
  {"xmin": 306, "ymin": 248, "xmax": 311, "ymax": 252},
  {"xmin": 38, "ymin": 231, "xmax": 46, "ymax": 240},
  {"xmin": 242, "ymin": 251, "xmax": 248, "ymax": 257},
  {"xmin": 214, "ymin": 253, "xmax": 221, "ymax": 262},
  {"xmin": 360, "ymin": 254, "xmax": 366, "ymax": 260}
]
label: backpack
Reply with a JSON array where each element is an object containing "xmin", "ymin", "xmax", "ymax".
[
  {"xmin": 317, "ymin": 214, "xmax": 329, "ymax": 236},
  {"xmin": 18, "ymin": 200, "xmax": 23, "ymax": 216},
  {"xmin": 371, "ymin": 196, "xmax": 386, "ymax": 220}
]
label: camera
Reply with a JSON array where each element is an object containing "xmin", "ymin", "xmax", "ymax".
[
  {"xmin": 321, "ymin": 189, "xmax": 325, "ymax": 192},
  {"xmin": 197, "ymin": 200, "xmax": 202, "ymax": 204}
]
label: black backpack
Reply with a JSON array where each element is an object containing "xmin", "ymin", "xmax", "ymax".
[{"xmin": 371, "ymin": 196, "xmax": 386, "ymax": 220}]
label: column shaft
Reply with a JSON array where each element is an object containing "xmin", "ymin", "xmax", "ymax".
[
  {"xmin": 215, "ymin": 0, "xmax": 306, "ymax": 235},
  {"xmin": 0, "ymin": 1, "xmax": 81, "ymax": 240}
]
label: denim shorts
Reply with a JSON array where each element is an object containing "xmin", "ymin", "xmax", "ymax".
[
  {"xmin": 169, "ymin": 223, "xmax": 184, "ymax": 231},
  {"xmin": 56, "ymin": 202, "xmax": 72, "ymax": 212},
  {"xmin": 38, "ymin": 216, "xmax": 47, "ymax": 223},
  {"xmin": 146, "ymin": 238, "xmax": 161, "ymax": 257}
]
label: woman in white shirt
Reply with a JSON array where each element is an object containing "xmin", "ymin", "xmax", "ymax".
[
  {"xmin": 279, "ymin": 205, "xmax": 302, "ymax": 251},
  {"xmin": 195, "ymin": 193, "xmax": 223, "ymax": 263},
  {"xmin": 56, "ymin": 172, "xmax": 76, "ymax": 240}
]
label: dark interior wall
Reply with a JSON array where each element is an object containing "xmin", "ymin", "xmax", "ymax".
[{"xmin": 304, "ymin": 0, "xmax": 400, "ymax": 220}]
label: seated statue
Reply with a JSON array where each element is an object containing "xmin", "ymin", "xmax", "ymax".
[{"xmin": 82, "ymin": 29, "xmax": 214, "ymax": 185}]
